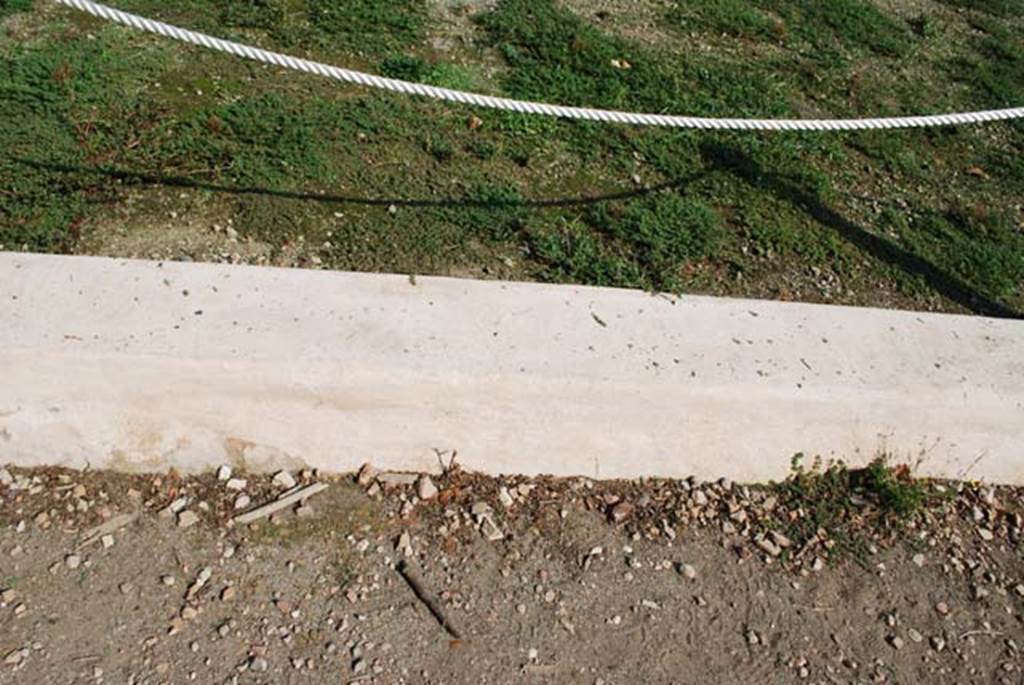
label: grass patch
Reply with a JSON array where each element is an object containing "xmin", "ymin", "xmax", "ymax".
[
  {"xmin": 887, "ymin": 209, "xmax": 1024, "ymax": 302},
  {"xmin": 583, "ymin": 193, "xmax": 721, "ymax": 290},
  {"xmin": 0, "ymin": 0, "xmax": 1021, "ymax": 314},
  {"xmin": 111, "ymin": 0, "xmax": 428, "ymax": 58},
  {"xmin": 0, "ymin": 0, "xmax": 31, "ymax": 18},
  {"xmin": 478, "ymin": 0, "xmax": 787, "ymax": 119},
  {"xmin": 667, "ymin": 0, "xmax": 778, "ymax": 39},
  {"xmin": 380, "ymin": 55, "xmax": 477, "ymax": 90},
  {"xmin": 666, "ymin": 0, "xmax": 911, "ymax": 57},
  {"xmin": 938, "ymin": 0, "xmax": 1020, "ymax": 18},
  {"xmin": 307, "ymin": 0, "xmax": 428, "ymax": 56},
  {"xmin": 775, "ymin": 455, "xmax": 929, "ymax": 560}
]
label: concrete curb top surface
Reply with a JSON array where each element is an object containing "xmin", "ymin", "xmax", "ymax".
[{"xmin": 1, "ymin": 252, "xmax": 1022, "ymax": 483}]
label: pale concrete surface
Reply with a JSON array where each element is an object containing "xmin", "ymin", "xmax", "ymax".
[{"xmin": 1, "ymin": 252, "xmax": 1022, "ymax": 482}]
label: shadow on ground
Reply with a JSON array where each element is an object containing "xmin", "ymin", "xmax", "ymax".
[{"xmin": 8, "ymin": 153, "xmax": 1021, "ymax": 320}]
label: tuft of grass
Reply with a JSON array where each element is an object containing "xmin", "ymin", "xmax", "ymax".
[
  {"xmin": 775, "ymin": 455, "xmax": 929, "ymax": 559},
  {"xmin": 666, "ymin": 0, "xmax": 778, "ymax": 39},
  {"xmin": 938, "ymin": 0, "xmax": 1020, "ymax": 18},
  {"xmin": 478, "ymin": 0, "xmax": 787, "ymax": 121},
  {"xmin": 380, "ymin": 54, "xmax": 430, "ymax": 81},
  {"xmin": 438, "ymin": 183, "xmax": 528, "ymax": 242},
  {"xmin": 530, "ymin": 219, "xmax": 644, "ymax": 288},
  {"xmin": 859, "ymin": 459, "xmax": 925, "ymax": 517},
  {"xmin": 666, "ymin": 0, "xmax": 911, "ymax": 58},
  {"xmin": 952, "ymin": 16, "xmax": 1024, "ymax": 109},
  {"xmin": 887, "ymin": 209, "xmax": 1024, "ymax": 302},
  {"xmin": 380, "ymin": 55, "xmax": 477, "ymax": 90},
  {"xmin": 586, "ymin": 193, "xmax": 721, "ymax": 290},
  {"xmin": 307, "ymin": 0, "xmax": 427, "ymax": 56},
  {"xmin": 0, "ymin": 0, "xmax": 31, "ymax": 18}
]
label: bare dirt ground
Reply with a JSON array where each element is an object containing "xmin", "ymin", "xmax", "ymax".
[{"xmin": 1, "ymin": 463, "xmax": 1022, "ymax": 684}]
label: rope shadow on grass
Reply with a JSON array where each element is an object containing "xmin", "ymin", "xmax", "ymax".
[
  {"xmin": 8, "ymin": 154, "xmax": 1022, "ymax": 320},
  {"xmin": 6, "ymin": 157, "xmax": 707, "ymax": 210},
  {"xmin": 699, "ymin": 142, "xmax": 1023, "ymax": 320}
]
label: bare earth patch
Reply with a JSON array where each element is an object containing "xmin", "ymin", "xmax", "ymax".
[{"xmin": 1, "ymin": 463, "xmax": 1022, "ymax": 683}]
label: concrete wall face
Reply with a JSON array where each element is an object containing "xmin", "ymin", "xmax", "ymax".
[{"xmin": 1, "ymin": 252, "xmax": 1022, "ymax": 483}]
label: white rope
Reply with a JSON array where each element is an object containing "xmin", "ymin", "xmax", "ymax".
[{"xmin": 56, "ymin": 0, "xmax": 1024, "ymax": 131}]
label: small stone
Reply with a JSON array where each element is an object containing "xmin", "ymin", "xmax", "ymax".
[
  {"xmin": 356, "ymin": 463, "xmax": 378, "ymax": 487},
  {"xmin": 498, "ymin": 486, "xmax": 515, "ymax": 509},
  {"xmin": 930, "ymin": 636, "xmax": 946, "ymax": 652},
  {"xmin": 935, "ymin": 601, "xmax": 950, "ymax": 616},
  {"xmin": 177, "ymin": 511, "xmax": 199, "ymax": 528},
  {"xmin": 225, "ymin": 478, "xmax": 247, "ymax": 491},
  {"xmin": 756, "ymin": 536, "xmax": 782, "ymax": 557},
  {"xmin": 769, "ymin": 531, "xmax": 791, "ymax": 548},
  {"xmin": 249, "ymin": 656, "xmax": 268, "ymax": 672},
  {"xmin": 217, "ymin": 465, "xmax": 232, "ymax": 481},
  {"xmin": 888, "ymin": 635, "xmax": 904, "ymax": 650},
  {"xmin": 3, "ymin": 648, "xmax": 27, "ymax": 665},
  {"xmin": 296, "ymin": 504, "xmax": 314, "ymax": 518},
  {"xmin": 180, "ymin": 605, "xmax": 198, "ymax": 621},
  {"xmin": 0, "ymin": 468, "xmax": 12, "ymax": 486},
  {"xmin": 479, "ymin": 514, "xmax": 505, "ymax": 542},
  {"xmin": 912, "ymin": 553, "xmax": 926, "ymax": 567},
  {"xmin": 101, "ymin": 534, "xmax": 114, "ymax": 549},
  {"xmin": 159, "ymin": 497, "xmax": 188, "ymax": 517},
  {"xmin": 811, "ymin": 557, "xmax": 825, "ymax": 572},
  {"xmin": 273, "ymin": 470, "xmax": 297, "ymax": 489},
  {"xmin": 470, "ymin": 501, "xmax": 493, "ymax": 517},
  {"xmin": 978, "ymin": 527, "xmax": 995, "ymax": 541},
  {"xmin": 1014, "ymin": 584, "xmax": 1024, "ymax": 598},
  {"xmin": 186, "ymin": 568, "xmax": 212, "ymax": 600},
  {"xmin": 416, "ymin": 476, "xmax": 438, "ymax": 501},
  {"xmin": 221, "ymin": 586, "xmax": 236, "ymax": 601},
  {"xmin": 161, "ymin": 574, "xmax": 176, "ymax": 586},
  {"xmin": 609, "ymin": 502, "xmax": 634, "ymax": 524},
  {"xmin": 746, "ymin": 629, "xmax": 760, "ymax": 646},
  {"xmin": 234, "ymin": 495, "xmax": 251, "ymax": 510},
  {"xmin": 377, "ymin": 472, "xmax": 417, "ymax": 489},
  {"xmin": 13, "ymin": 603, "xmax": 26, "ymax": 617},
  {"xmin": 908, "ymin": 628, "xmax": 923, "ymax": 643},
  {"xmin": 677, "ymin": 563, "xmax": 698, "ymax": 580},
  {"xmin": 65, "ymin": 554, "xmax": 82, "ymax": 569},
  {"xmin": 0, "ymin": 588, "xmax": 15, "ymax": 604},
  {"xmin": 396, "ymin": 532, "xmax": 413, "ymax": 557}
]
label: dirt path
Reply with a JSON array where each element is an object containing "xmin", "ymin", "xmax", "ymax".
[{"xmin": 1, "ymin": 465, "xmax": 1022, "ymax": 684}]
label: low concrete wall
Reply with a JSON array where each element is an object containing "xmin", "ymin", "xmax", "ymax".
[{"xmin": 1, "ymin": 252, "xmax": 1022, "ymax": 483}]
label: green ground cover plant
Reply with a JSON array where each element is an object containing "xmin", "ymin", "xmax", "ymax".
[{"xmin": 0, "ymin": 0, "xmax": 1021, "ymax": 315}]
